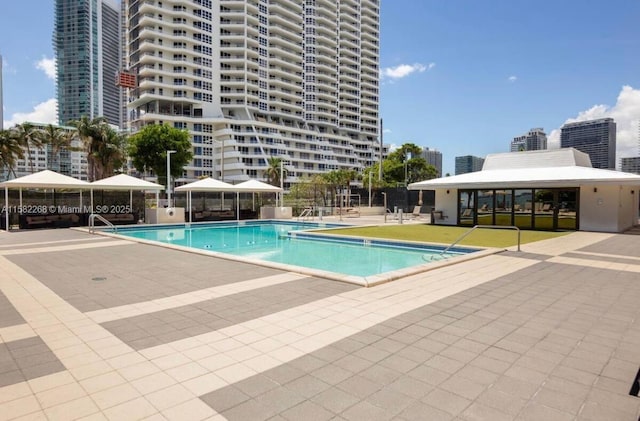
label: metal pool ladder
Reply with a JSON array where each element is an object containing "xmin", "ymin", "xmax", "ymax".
[
  {"xmin": 298, "ymin": 207, "xmax": 313, "ymax": 221},
  {"xmin": 88, "ymin": 214, "xmax": 117, "ymax": 234},
  {"xmin": 427, "ymin": 224, "xmax": 520, "ymax": 261}
]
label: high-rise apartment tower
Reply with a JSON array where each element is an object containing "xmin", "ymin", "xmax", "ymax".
[
  {"xmin": 455, "ymin": 155, "xmax": 484, "ymax": 175},
  {"xmin": 510, "ymin": 128, "xmax": 547, "ymax": 152},
  {"xmin": 54, "ymin": 0, "xmax": 122, "ymax": 128},
  {"xmin": 560, "ymin": 118, "xmax": 616, "ymax": 169},
  {"xmin": 124, "ymin": 0, "xmax": 382, "ymax": 186},
  {"xmin": 421, "ymin": 147, "xmax": 442, "ymax": 177}
]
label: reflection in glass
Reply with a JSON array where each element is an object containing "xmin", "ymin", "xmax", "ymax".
[
  {"xmin": 495, "ymin": 190, "xmax": 513, "ymax": 226},
  {"xmin": 459, "ymin": 190, "xmax": 475, "ymax": 226},
  {"xmin": 477, "ymin": 190, "xmax": 494, "ymax": 225},
  {"xmin": 557, "ymin": 189, "xmax": 577, "ymax": 230},
  {"xmin": 513, "ymin": 189, "xmax": 532, "ymax": 228},
  {"xmin": 534, "ymin": 189, "xmax": 555, "ymax": 230}
]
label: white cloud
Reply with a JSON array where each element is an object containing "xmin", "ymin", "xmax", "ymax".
[
  {"xmin": 3, "ymin": 98, "xmax": 58, "ymax": 129},
  {"xmin": 36, "ymin": 57, "xmax": 56, "ymax": 80},
  {"xmin": 508, "ymin": 75, "xmax": 517, "ymax": 83},
  {"xmin": 381, "ymin": 62, "xmax": 434, "ymax": 80},
  {"xmin": 548, "ymin": 85, "xmax": 640, "ymax": 164}
]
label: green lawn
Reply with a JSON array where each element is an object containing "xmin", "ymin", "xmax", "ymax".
[{"xmin": 315, "ymin": 224, "xmax": 569, "ymax": 248}]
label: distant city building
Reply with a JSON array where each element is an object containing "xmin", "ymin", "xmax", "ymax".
[
  {"xmin": 560, "ymin": 118, "xmax": 616, "ymax": 169},
  {"xmin": 620, "ymin": 157, "xmax": 640, "ymax": 175},
  {"xmin": 0, "ymin": 52, "xmax": 3, "ymax": 128},
  {"xmin": 455, "ymin": 155, "xmax": 484, "ymax": 175},
  {"xmin": 421, "ymin": 147, "xmax": 442, "ymax": 177},
  {"xmin": 12, "ymin": 123, "xmax": 88, "ymax": 180},
  {"xmin": 510, "ymin": 128, "xmax": 547, "ymax": 152},
  {"xmin": 54, "ymin": 0, "xmax": 122, "ymax": 128}
]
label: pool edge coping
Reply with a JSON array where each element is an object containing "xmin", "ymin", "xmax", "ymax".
[{"xmin": 75, "ymin": 225, "xmax": 503, "ymax": 288}]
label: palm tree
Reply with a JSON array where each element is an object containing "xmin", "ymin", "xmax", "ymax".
[
  {"xmin": 40, "ymin": 125, "xmax": 80, "ymax": 173},
  {"xmin": 13, "ymin": 122, "xmax": 43, "ymax": 173},
  {"xmin": 94, "ymin": 128, "xmax": 125, "ymax": 179},
  {"xmin": 69, "ymin": 116, "xmax": 109, "ymax": 180},
  {"xmin": 265, "ymin": 156, "xmax": 285, "ymax": 187},
  {"xmin": 0, "ymin": 129, "xmax": 24, "ymax": 180}
]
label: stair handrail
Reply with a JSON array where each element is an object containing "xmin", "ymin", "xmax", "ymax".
[
  {"xmin": 435, "ymin": 224, "xmax": 520, "ymax": 259},
  {"xmin": 88, "ymin": 213, "xmax": 117, "ymax": 234}
]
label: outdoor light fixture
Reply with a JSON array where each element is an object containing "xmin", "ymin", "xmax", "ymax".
[
  {"xmin": 446, "ymin": 190, "xmax": 450, "ymax": 194},
  {"xmin": 593, "ymin": 187, "xmax": 598, "ymax": 193}
]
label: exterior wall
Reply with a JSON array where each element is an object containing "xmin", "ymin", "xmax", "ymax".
[
  {"xmin": 431, "ymin": 185, "xmax": 638, "ymax": 232},
  {"xmin": 579, "ymin": 184, "xmax": 638, "ymax": 232},
  {"xmin": 617, "ymin": 186, "xmax": 639, "ymax": 231},
  {"xmin": 433, "ymin": 189, "xmax": 458, "ymax": 225}
]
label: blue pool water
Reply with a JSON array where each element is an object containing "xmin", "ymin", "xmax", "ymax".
[{"xmin": 115, "ymin": 221, "xmax": 477, "ymax": 279}]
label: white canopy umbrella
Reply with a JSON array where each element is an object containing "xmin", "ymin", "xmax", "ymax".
[
  {"xmin": 175, "ymin": 178, "xmax": 236, "ymax": 222},
  {"xmin": 89, "ymin": 174, "xmax": 165, "ymax": 214},
  {"xmin": 233, "ymin": 180, "xmax": 282, "ymax": 220},
  {"xmin": 0, "ymin": 170, "xmax": 91, "ymax": 231},
  {"xmin": 233, "ymin": 179, "xmax": 282, "ymax": 193}
]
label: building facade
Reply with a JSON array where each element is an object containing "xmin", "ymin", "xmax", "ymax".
[
  {"xmin": 455, "ymin": 155, "xmax": 484, "ymax": 175},
  {"xmin": 124, "ymin": 0, "xmax": 382, "ymax": 187},
  {"xmin": 0, "ymin": 53, "xmax": 4, "ymax": 128},
  {"xmin": 11, "ymin": 123, "xmax": 88, "ymax": 181},
  {"xmin": 621, "ymin": 156, "xmax": 640, "ymax": 174},
  {"xmin": 560, "ymin": 118, "xmax": 616, "ymax": 169},
  {"xmin": 54, "ymin": 0, "xmax": 122, "ymax": 128},
  {"xmin": 510, "ymin": 128, "xmax": 547, "ymax": 152},
  {"xmin": 421, "ymin": 147, "xmax": 442, "ymax": 177}
]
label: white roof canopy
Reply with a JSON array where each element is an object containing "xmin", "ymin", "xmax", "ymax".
[
  {"xmin": 89, "ymin": 174, "xmax": 164, "ymax": 191},
  {"xmin": 174, "ymin": 177, "xmax": 236, "ymax": 192},
  {"xmin": 233, "ymin": 179, "xmax": 282, "ymax": 192},
  {"xmin": 409, "ymin": 149, "xmax": 640, "ymax": 190},
  {"xmin": 0, "ymin": 170, "xmax": 91, "ymax": 189}
]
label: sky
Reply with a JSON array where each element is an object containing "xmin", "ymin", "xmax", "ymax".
[{"xmin": 1, "ymin": 1, "xmax": 640, "ymax": 175}]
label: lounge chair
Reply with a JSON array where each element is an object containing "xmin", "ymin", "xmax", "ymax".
[{"xmin": 411, "ymin": 205, "xmax": 423, "ymax": 219}]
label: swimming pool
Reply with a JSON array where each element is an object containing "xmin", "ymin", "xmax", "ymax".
[{"xmin": 112, "ymin": 221, "xmax": 483, "ymax": 286}]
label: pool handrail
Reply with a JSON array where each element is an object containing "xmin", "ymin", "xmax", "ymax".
[
  {"xmin": 438, "ymin": 224, "xmax": 520, "ymax": 257},
  {"xmin": 88, "ymin": 213, "xmax": 117, "ymax": 234}
]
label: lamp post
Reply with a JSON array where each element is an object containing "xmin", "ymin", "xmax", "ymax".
[
  {"xmin": 404, "ymin": 151, "xmax": 412, "ymax": 187},
  {"xmin": 279, "ymin": 159, "xmax": 284, "ymax": 207},
  {"xmin": 166, "ymin": 150, "xmax": 176, "ymax": 208}
]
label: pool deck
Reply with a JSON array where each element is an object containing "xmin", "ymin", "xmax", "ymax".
[{"xmin": 0, "ymin": 217, "xmax": 639, "ymax": 420}]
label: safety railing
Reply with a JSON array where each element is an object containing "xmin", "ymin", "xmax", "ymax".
[
  {"xmin": 88, "ymin": 214, "xmax": 117, "ymax": 234},
  {"xmin": 298, "ymin": 207, "xmax": 313, "ymax": 221},
  {"xmin": 427, "ymin": 224, "xmax": 520, "ymax": 261}
]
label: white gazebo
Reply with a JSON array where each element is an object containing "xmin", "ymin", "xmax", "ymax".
[
  {"xmin": 409, "ymin": 149, "xmax": 640, "ymax": 232},
  {"xmin": 233, "ymin": 179, "xmax": 284, "ymax": 220},
  {"xmin": 89, "ymin": 174, "xmax": 164, "ymax": 212},
  {"xmin": 175, "ymin": 178, "xmax": 236, "ymax": 222},
  {"xmin": 1, "ymin": 170, "xmax": 91, "ymax": 231}
]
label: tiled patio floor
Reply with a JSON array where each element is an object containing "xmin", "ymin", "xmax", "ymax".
[{"xmin": 0, "ymin": 223, "xmax": 639, "ymax": 420}]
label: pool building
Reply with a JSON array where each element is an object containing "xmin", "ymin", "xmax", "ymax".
[{"xmin": 409, "ymin": 148, "xmax": 640, "ymax": 233}]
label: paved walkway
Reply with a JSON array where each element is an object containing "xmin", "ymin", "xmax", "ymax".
[{"xmin": 0, "ymin": 222, "xmax": 639, "ymax": 420}]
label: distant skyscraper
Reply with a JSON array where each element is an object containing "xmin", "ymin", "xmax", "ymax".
[
  {"xmin": 54, "ymin": 0, "xmax": 122, "ymax": 127},
  {"xmin": 455, "ymin": 155, "xmax": 484, "ymax": 175},
  {"xmin": 560, "ymin": 118, "xmax": 616, "ymax": 169},
  {"xmin": 620, "ymin": 157, "xmax": 640, "ymax": 174},
  {"xmin": 421, "ymin": 147, "xmax": 442, "ymax": 177},
  {"xmin": 510, "ymin": 128, "xmax": 547, "ymax": 152},
  {"xmin": 124, "ymin": 0, "xmax": 382, "ymax": 184},
  {"xmin": 0, "ymin": 53, "xmax": 3, "ymax": 128}
]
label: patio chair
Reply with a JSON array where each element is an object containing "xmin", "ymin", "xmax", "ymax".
[{"xmin": 411, "ymin": 205, "xmax": 423, "ymax": 219}]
